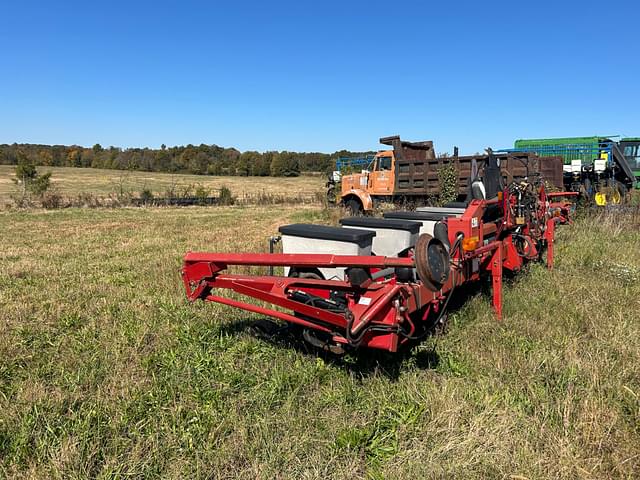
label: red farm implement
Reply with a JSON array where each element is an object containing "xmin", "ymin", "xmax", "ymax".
[{"xmin": 182, "ymin": 170, "xmax": 576, "ymax": 354}]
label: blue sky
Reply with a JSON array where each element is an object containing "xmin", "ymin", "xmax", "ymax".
[{"xmin": 0, "ymin": 0, "xmax": 638, "ymax": 154}]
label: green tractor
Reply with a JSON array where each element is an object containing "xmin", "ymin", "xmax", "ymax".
[{"xmin": 509, "ymin": 136, "xmax": 640, "ymax": 205}]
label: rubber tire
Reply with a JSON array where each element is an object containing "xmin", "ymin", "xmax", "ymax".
[
  {"xmin": 289, "ymin": 271, "xmax": 346, "ymax": 356},
  {"xmin": 582, "ymin": 178, "xmax": 592, "ymax": 201},
  {"xmin": 345, "ymin": 198, "xmax": 363, "ymax": 216},
  {"xmin": 289, "ymin": 270, "xmax": 323, "ymax": 280},
  {"xmin": 612, "ymin": 181, "xmax": 627, "ymax": 205},
  {"xmin": 288, "ymin": 270, "xmax": 323, "ymax": 335},
  {"xmin": 414, "ymin": 233, "xmax": 450, "ymax": 292}
]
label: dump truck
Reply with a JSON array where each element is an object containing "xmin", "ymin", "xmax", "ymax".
[
  {"xmin": 504, "ymin": 136, "xmax": 640, "ymax": 205},
  {"xmin": 327, "ymin": 135, "xmax": 564, "ymax": 214}
]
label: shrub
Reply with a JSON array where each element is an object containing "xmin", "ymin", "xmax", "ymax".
[
  {"xmin": 76, "ymin": 192, "xmax": 103, "ymax": 208},
  {"xmin": 627, "ymin": 189, "xmax": 640, "ymax": 206},
  {"xmin": 437, "ymin": 162, "xmax": 458, "ymax": 206},
  {"xmin": 15, "ymin": 159, "xmax": 37, "ymax": 181},
  {"xmin": 139, "ymin": 188, "xmax": 154, "ymax": 204},
  {"xmin": 177, "ymin": 184, "xmax": 194, "ymax": 198},
  {"xmin": 218, "ymin": 185, "xmax": 236, "ymax": 205},
  {"xmin": 30, "ymin": 172, "xmax": 52, "ymax": 195},
  {"xmin": 12, "ymin": 154, "xmax": 52, "ymax": 196},
  {"xmin": 40, "ymin": 192, "xmax": 63, "ymax": 209},
  {"xmin": 194, "ymin": 184, "xmax": 209, "ymax": 205}
]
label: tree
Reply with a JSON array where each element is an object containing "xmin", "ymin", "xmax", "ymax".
[
  {"xmin": 237, "ymin": 151, "xmax": 260, "ymax": 176},
  {"xmin": 82, "ymin": 149, "xmax": 95, "ymax": 168},
  {"xmin": 270, "ymin": 152, "xmax": 300, "ymax": 177},
  {"xmin": 67, "ymin": 149, "xmax": 81, "ymax": 167},
  {"xmin": 234, "ymin": 156, "xmax": 249, "ymax": 176},
  {"xmin": 15, "ymin": 152, "xmax": 37, "ymax": 182},
  {"xmin": 39, "ymin": 149, "xmax": 53, "ymax": 166},
  {"xmin": 30, "ymin": 172, "xmax": 52, "ymax": 195},
  {"xmin": 251, "ymin": 154, "xmax": 271, "ymax": 176},
  {"xmin": 207, "ymin": 162, "xmax": 222, "ymax": 175},
  {"xmin": 187, "ymin": 151, "xmax": 209, "ymax": 175},
  {"xmin": 13, "ymin": 152, "xmax": 51, "ymax": 196},
  {"xmin": 0, "ymin": 142, "xmax": 369, "ymax": 178}
]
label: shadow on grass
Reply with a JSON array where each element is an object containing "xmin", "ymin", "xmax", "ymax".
[
  {"xmin": 215, "ymin": 316, "xmax": 439, "ymax": 380},
  {"xmin": 212, "ymin": 273, "xmax": 516, "ymax": 380}
]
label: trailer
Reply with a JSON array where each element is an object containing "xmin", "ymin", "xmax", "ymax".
[{"xmin": 183, "ymin": 162, "xmax": 576, "ymax": 354}]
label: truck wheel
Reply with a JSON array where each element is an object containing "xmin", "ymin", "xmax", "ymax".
[
  {"xmin": 594, "ymin": 191, "xmax": 607, "ymax": 206},
  {"xmin": 345, "ymin": 198, "xmax": 363, "ymax": 216},
  {"xmin": 611, "ymin": 181, "xmax": 627, "ymax": 205},
  {"xmin": 582, "ymin": 178, "xmax": 592, "ymax": 201}
]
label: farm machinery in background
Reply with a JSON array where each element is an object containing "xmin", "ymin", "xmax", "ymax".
[
  {"xmin": 498, "ymin": 136, "xmax": 640, "ymax": 205},
  {"xmin": 183, "ymin": 152, "xmax": 577, "ymax": 354},
  {"xmin": 326, "ymin": 136, "xmax": 565, "ymax": 215}
]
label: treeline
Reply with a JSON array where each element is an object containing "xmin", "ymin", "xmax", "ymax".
[{"xmin": 0, "ymin": 143, "xmax": 372, "ymax": 177}]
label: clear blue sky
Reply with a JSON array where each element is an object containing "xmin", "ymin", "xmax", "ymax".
[{"xmin": 1, "ymin": 0, "xmax": 638, "ymax": 154}]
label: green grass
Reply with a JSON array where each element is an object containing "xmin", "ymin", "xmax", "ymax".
[
  {"xmin": 0, "ymin": 165, "xmax": 323, "ymax": 203},
  {"xmin": 0, "ymin": 205, "xmax": 639, "ymax": 478}
]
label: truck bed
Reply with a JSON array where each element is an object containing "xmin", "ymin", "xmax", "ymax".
[{"xmin": 382, "ymin": 136, "xmax": 563, "ymax": 195}]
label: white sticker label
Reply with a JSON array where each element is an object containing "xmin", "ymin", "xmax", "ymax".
[
  {"xmin": 471, "ymin": 217, "xmax": 479, "ymax": 228},
  {"xmin": 358, "ymin": 297, "xmax": 372, "ymax": 305}
]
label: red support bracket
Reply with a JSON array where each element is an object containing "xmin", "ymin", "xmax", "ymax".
[
  {"xmin": 545, "ymin": 217, "xmax": 556, "ymax": 270},
  {"xmin": 491, "ymin": 243, "xmax": 503, "ymax": 320},
  {"xmin": 204, "ymin": 293, "xmax": 336, "ymax": 335}
]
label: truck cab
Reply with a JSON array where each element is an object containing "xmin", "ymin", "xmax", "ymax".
[
  {"xmin": 339, "ymin": 150, "xmax": 395, "ymax": 213},
  {"xmin": 620, "ymin": 138, "xmax": 640, "ymax": 185},
  {"xmin": 366, "ymin": 150, "xmax": 395, "ymax": 194}
]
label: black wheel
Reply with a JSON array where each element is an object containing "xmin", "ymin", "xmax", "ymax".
[
  {"xmin": 415, "ymin": 233, "xmax": 450, "ymax": 291},
  {"xmin": 611, "ymin": 180, "xmax": 627, "ymax": 204},
  {"xmin": 289, "ymin": 270, "xmax": 323, "ymax": 280},
  {"xmin": 288, "ymin": 270, "xmax": 323, "ymax": 327},
  {"xmin": 345, "ymin": 198, "xmax": 363, "ymax": 216},
  {"xmin": 288, "ymin": 271, "xmax": 346, "ymax": 355},
  {"xmin": 582, "ymin": 178, "xmax": 593, "ymax": 201}
]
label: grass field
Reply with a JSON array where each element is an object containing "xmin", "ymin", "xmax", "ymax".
[
  {"xmin": 0, "ymin": 165, "xmax": 324, "ymax": 202},
  {"xmin": 1, "ymin": 205, "xmax": 639, "ymax": 479}
]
